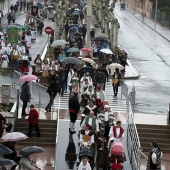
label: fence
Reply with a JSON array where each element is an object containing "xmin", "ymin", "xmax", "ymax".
[
  {"xmin": 121, "ymin": 82, "xmax": 128, "ymax": 104},
  {"xmin": 12, "ymin": 70, "xmax": 49, "ymax": 108},
  {"xmin": 126, "ymin": 89, "xmax": 141, "ymax": 170}
]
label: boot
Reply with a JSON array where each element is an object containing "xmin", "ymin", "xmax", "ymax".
[{"xmin": 70, "ymin": 123, "xmax": 76, "ymax": 134}]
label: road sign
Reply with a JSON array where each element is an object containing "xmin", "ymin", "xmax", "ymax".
[
  {"xmin": 142, "ymin": 13, "xmax": 146, "ymax": 17},
  {"xmin": 45, "ymin": 26, "xmax": 53, "ymax": 35}
]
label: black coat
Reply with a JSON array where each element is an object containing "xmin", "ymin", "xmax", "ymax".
[
  {"xmin": 20, "ymin": 83, "xmax": 31, "ymax": 102},
  {"xmin": 69, "ymin": 96, "xmax": 80, "ymax": 113},
  {"xmin": 95, "ymin": 72, "xmax": 106, "ymax": 84},
  {"xmin": 112, "ymin": 72, "xmax": 121, "ymax": 86},
  {"xmin": 47, "ymin": 82, "xmax": 61, "ymax": 96}
]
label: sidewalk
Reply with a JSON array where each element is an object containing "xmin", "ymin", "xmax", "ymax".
[{"xmin": 116, "ymin": 2, "xmax": 170, "ymax": 42}]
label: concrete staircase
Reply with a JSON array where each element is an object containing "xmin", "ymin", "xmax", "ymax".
[
  {"xmin": 136, "ymin": 124, "xmax": 170, "ymax": 153},
  {"xmin": 14, "ymin": 119, "xmax": 57, "ymax": 147}
]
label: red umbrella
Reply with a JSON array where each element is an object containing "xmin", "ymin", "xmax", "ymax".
[
  {"xmin": 111, "ymin": 142, "xmax": 124, "ymax": 156},
  {"xmin": 19, "ymin": 74, "xmax": 38, "ymax": 82},
  {"xmin": 81, "ymin": 48, "xmax": 93, "ymax": 53}
]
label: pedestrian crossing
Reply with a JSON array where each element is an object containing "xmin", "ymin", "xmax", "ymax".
[{"xmin": 53, "ymin": 81, "xmax": 127, "ymax": 112}]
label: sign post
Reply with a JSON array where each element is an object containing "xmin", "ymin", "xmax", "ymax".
[{"xmin": 45, "ymin": 26, "xmax": 53, "ymax": 55}]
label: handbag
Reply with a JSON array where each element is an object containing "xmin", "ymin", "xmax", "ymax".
[
  {"xmin": 113, "ymin": 79, "xmax": 118, "ymax": 85},
  {"xmin": 12, "ymin": 50, "xmax": 19, "ymax": 60}
]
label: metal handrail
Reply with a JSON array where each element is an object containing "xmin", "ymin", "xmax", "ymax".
[{"xmin": 54, "ymin": 97, "xmax": 61, "ymax": 170}]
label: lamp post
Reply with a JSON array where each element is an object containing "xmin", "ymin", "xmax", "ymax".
[{"xmin": 154, "ymin": 0, "xmax": 158, "ymax": 29}]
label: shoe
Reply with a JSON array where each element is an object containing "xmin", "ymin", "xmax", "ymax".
[{"xmin": 22, "ymin": 113, "xmax": 28, "ymax": 116}]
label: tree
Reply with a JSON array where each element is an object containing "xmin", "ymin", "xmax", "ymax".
[{"xmin": 150, "ymin": 0, "xmax": 170, "ymax": 9}]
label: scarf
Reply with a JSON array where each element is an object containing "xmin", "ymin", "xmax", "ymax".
[{"xmin": 113, "ymin": 126, "xmax": 124, "ymax": 138}]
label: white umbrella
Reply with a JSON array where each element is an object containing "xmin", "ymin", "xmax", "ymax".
[
  {"xmin": 107, "ymin": 63, "xmax": 124, "ymax": 70},
  {"xmin": 50, "ymin": 40, "xmax": 67, "ymax": 47},
  {"xmin": 81, "ymin": 58, "xmax": 95, "ymax": 64},
  {"xmin": 1, "ymin": 132, "xmax": 28, "ymax": 142},
  {"xmin": 100, "ymin": 48, "xmax": 113, "ymax": 54}
]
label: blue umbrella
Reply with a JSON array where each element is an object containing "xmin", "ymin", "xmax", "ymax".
[
  {"xmin": 69, "ymin": 27, "xmax": 79, "ymax": 31},
  {"xmin": 72, "ymin": 11, "xmax": 79, "ymax": 15},
  {"xmin": 67, "ymin": 47, "xmax": 80, "ymax": 53}
]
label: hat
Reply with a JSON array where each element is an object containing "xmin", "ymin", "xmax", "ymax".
[
  {"xmin": 97, "ymin": 86, "xmax": 101, "ymax": 90},
  {"xmin": 104, "ymin": 105, "xmax": 109, "ymax": 108}
]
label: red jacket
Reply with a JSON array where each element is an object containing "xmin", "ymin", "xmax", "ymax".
[{"xmin": 28, "ymin": 109, "xmax": 39, "ymax": 125}]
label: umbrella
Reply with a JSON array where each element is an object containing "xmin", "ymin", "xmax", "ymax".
[
  {"xmin": 0, "ymin": 158, "xmax": 17, "ymax": 166},
  {"xmin": 81, "ymin": 58, "xmax": 95, "ymax": 64},
  {"xmin": 111, "ymin": 142, "xmax": 124, "ymax": 156},
  {"xmin": 1, "ymin": 132, "xmax": 28, "ymax": 142},
  {"xmin": 18, "ymin": 26, "xmax": 28, "ymax": 30},
  {"xmin": 61, "ymin": 57, "xmax": 81, "ymax": 64},
  {"xmin": 73, "ymin": 32, "xmax": 82, "ymax": 36},
  {"xmin": 69, "ymin": 27, "xmax": 79, "ymax": 31},
  {"xmin": 50, "ymin": 40, "xmax": 67, "ymax": 47},
  {"xmin": 19, "ymin": 146, "xmax": 44, "ymax": 157},
  {"xmin": 34, "ymin": 17, "xmax": 42, "ymax": 22},
  {"xmin": 107, "ymin": 63, "xmax": 124, "ymax": 71},
  {"xmin": 72, "ymin": 11, "xmax": 79, "ymax": 15},
  {"xmin": 81, "ymin": 48, "xmax": 93, "ymax": 53},
  {"xmin": 78, "ymin": 66, "xmax": 93, "ymax": 74},
  {"xmin": 67, "ymin": 47, "xmax": 80, "ymax": 53},
  {"xmin": 100, "ymin": 48, "xmax": 113, "ymax": 54},
  {"xmin": 0, "ymin": 144, "xmax": 13, "ymax": 156},
  {"xmin": 19, "ymin": 75, "xmax": 38, "ymax": 82},
  {"xmin": 93, "ymin": 36, "xmax": 107, "ymax": 41},
  {"xmin": 98, "ymin": 33, "xmax": 108, "ymax": 38}
]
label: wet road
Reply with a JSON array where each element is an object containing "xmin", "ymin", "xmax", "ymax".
[{"xmin": 114, "ymin": 3, "xmax": 170, "ymax": 114}]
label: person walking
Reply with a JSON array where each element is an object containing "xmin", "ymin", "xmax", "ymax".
[
  {"xmin": 0, "ymin": 113, "xmax": 6, "ymax": 137},
  {"xmin": 28, "ymin": 104, "xmax": 41, "ymax": 137},
  {"xmin": 45, "ymin": 79, "xmax": 61, "ymax": 112},
  {"xmin": 69, "ymin": 92, "xmax": 80, "ymax": 134},
  {"xmin": 112, "ymin": 68, "xmax": 121, "ymax": 97},
  {"xmin": 146, "ymin": 140, "xmax": 163, "ymax": 170},
  {"xmin": 95, "ymin": 68, "xmax": 106, "ymax": 90},
  {"xmin": 20, "ymin": 81, "xmax": 31, "ymax": 116}
]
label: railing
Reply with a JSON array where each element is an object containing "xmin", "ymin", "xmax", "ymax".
[
  {"xmin": 54, "ymin": 97, "xmax": 60, "ymax": 170},
  {"xmin": 121, "ymin": 82, "xmax": 128, "ymax": 104},
  {"xmin": 127, "ymin": 89, "xmax": 141, "ymax": 170}
]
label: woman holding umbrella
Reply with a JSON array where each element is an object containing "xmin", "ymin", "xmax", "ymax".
[{"xmin": 112, "ymin": 68, "xmax": 121, "ymax": 98}]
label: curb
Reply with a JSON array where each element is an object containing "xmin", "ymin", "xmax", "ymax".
[{"xmin": 123, "ymin": 59, "xmax": 140, "ymax": 80}]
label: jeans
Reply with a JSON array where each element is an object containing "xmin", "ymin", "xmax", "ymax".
[
  {"xmin": 22, "ymin": 101, "xmax": 27, "ymax": 115},
  {"xmin": 28, "ymin": 123, "xmax": 40, "ymax": 137},
  {"xmin": 113, "ymin": 85, "xmax": 118, "ymax": 96},
  {"xmin": 45, "ymin": 94, "xmax": 56, "ymax": 111}
]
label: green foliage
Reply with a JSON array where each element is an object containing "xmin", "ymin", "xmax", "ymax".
[
  {"xmin": 160, "ymin": 6, "xmax": 170, "ymax": 16},
  {"xmin": 150, "ymin": 0, "xmax": 170, "ymax": 9}
]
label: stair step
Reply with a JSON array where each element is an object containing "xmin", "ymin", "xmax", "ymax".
[
  {"xmin": 137, "ymin": 128, "xmax": 170, "ymax": 134},
  {"xmin": 138, "ymin": 133, "xmax": 170, "ymax": 138},
  {"xmin": 15, "ymin": 122, "xmax": 57, "ymax": 128},
  {"xmin": 14, "ymin": 127, "xmax": 56, "ymax": 133},
  {"xmin": 136, "ymin": 124, "xmax": 170, "ymax": 130},
  {"xmin": 17, "ymin": 141, "xmax": 55, "ymax": 147},
  {"xmin": 16, "ymin": 119, "xmax": 57, "ymax": 124},
  {"xmin": 139, "ymin": 137, "xmax": 170, "ymax": 143}
]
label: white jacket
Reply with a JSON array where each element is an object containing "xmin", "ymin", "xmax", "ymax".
[
  {"xmin": 19, "ymin": 157, "xmax": 37, "ymax": 170},
  {"xmin": 78, "ymin": 161, "xmax": 91, "ymax": 170}
]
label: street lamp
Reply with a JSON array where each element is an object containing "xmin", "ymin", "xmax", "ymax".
[{"xmin": 154, "ymin": 0, "xmax": 158, "ymax": 29}]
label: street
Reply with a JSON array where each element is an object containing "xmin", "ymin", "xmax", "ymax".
[{"xmin": 114, "ymin": 3, "xmax": 170, "ymax": 114}]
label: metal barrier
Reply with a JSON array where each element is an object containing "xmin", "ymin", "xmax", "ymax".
[
  {"xmin": 54, "ymin": 97, "xmax": 60, "ymax": 170},
  {"xmin": 128, "ymin": 86, "xmax": 136, "ymax": 112},
  {"xmin": 121, "ymin": 82, "xmax": 128, "ymax": 104},
  {"xmin": 127, "ymin": 91, "xmax": 141, "ymax": 170}
]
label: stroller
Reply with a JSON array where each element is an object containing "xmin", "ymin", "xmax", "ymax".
[
  {"xmin": 78, "ymin": 144, "xmax": 93, "ymax": 168},
  {"xmin": 110, "ymin": 142, "xmax": 125, "ymax": 170}
]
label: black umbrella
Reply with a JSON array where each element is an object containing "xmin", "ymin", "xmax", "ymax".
[
  {"xmin": 0, "ymin": 158, "xmax": 17, "ymax": 166},
  {"xmin": 61, "ymin": 57, "xmax": 81, "ymax": 64},
  {"xmin": 73, "ymin": 32, "xmax": 82, "ymax": 36},
  {"xmin": 78, "ymin": 66, "xmax": 93, "ymax": 73},
  {"xmin": 93, "ymin": 36, "xmax": 108, "ymax": 41},
  {"xmin": 0, "ymin": 144, "xmax": 13, "ymax": 156},
  {"xmin": 19, "ymin": 146, "xmax": 44, "ymax": 157}
]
